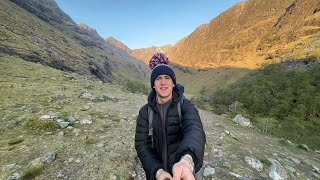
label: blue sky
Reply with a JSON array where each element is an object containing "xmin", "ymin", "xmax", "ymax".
[{"xmin": 55, "ymin": 0, "xmax": 244, "ymax": 49}]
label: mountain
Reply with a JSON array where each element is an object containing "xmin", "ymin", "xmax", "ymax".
[
  {"xmin": 131, "ymin": 44, "xmax": 173, "ymax": 64},
  {"xmin": 0, "ymin": 0, "xmax": 149, "ymax": 84},
  {"xmin": 105, "ymin": 36, "xmax": 131, "ymax": 54},
  {"xmin": 132, "ymin": 0, "xmax": 320, "ymax": 69}
]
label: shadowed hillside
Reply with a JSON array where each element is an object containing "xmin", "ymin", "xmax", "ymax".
[{"xmin": 0, "ymin": 0, "xmax": 149, "ymax": 84}]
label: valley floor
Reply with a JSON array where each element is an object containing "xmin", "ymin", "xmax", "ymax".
[{"xmin": 1, "ymin": 56, "xmax": 319, "ymax": 180}]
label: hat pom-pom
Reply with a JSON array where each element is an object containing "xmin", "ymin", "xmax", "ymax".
[{"xmin": 149, "ymin": 53, "xmax": 169, "ymax": 70}]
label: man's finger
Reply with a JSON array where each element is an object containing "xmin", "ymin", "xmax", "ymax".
[
  {"xmin": 181, "ymin": 171, "xmax": 195, "ymax": 180},
  {"xmin": 172, "ymin": 164, "xmax": 183, "ymax": 180}
]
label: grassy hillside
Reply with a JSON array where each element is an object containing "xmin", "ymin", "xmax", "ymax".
[
  {"xmin": 0, "ymin": 54, "xmax": 147, "ymax": 179},
  {"xmin": 202, "ymin": 59, "xmax": 320, "ymax": 149},
  {"xmin": 173, "ymin": 65, "xmax": 252, "ymax": 95}
]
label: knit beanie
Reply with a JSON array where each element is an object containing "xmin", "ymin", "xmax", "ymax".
[{"xmin": 149, "ymin": 53, "xmax": 176, "ymax": 88}]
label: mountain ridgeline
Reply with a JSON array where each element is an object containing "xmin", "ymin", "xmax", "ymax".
[{"xmin": 131, "ymin": 0, "xmax": 320, "ymax": 69}]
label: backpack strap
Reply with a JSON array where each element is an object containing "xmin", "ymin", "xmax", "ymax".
[
  {"xmin": 177, "ymin": 96, "xmax": 184, "ymax": 127},
  {"xmin": 147, "ymin": 106, "xmax": 154, "ymax": 149}
]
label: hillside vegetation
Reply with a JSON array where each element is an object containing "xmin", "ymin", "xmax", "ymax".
[
  {"xmin": 203, "ymin": 59, "xmax": 320, "ymax": 149},
  {"xmin": 0, "ymin": 54, "xmax": 147, "ymax": 179}
]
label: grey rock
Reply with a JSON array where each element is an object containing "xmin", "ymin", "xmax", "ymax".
[
  {"xmin": 5, "ymin": 163, "xmax": 16, "ymax": 169},
  {"xmin": 232, "ymin": 114, "xmax": 251, "ymax": 127},
  {"xmin": 244, "ymin": 156, "xmax": 263, "ymax": 171},
  {"xmin": 103, "ymin": 94, "xmax": 118, "ymax": 101},
  {"xmin": 289, "ymin": 157, "xmax": 301, "ymax": 164},
  {"xmin": 58, "ymin": 121, "xmax": 70, "ymax": 128},
  {"xmin": 228, "ymin": 101, "xmax": 242, "ymax": 112},
  {"xmin": 40, "ymin": 114, "xmax": 59, "ymax": 120},
  {"xmin": 68, "ymin": 116, "xmax": 75, "ymax": 125},
  {"xmin": 313, "ymin": 172, "xmax": 320, "ymax": 179},
  {"xmin": 42, "ymin": 151, "xmax": 57, "ymax": 164},
  {"xmin": 56, "ymin": 119, "xmax": 64, "ymax": 123},
  {"xmin": 203, "ymin": 165, "xmax": 215, "ymax": 177},
  {"xmin": 96, "ymin": 143, "xmax": 105, "ymax": 148},
  {"xmin": 286, "ymin": 166, "xmax": 296, "ymax": 173},
  {"xmin": 58, "ymin": 131, "xmax": 64, "ymax": 137},
  {"xmin": 313, "ymin": 165, "xmax": 320, "ymax": 174},
  {"xmin": 268, "ymin": 158, "xmax": 288, "ymax": 180},
  {"xmin": 6, "ymin": 172, "xmax": 22, "ymax": 180},
  {"xmin": 229, "ymin": 172, "xmax": 242, "ymax": 178},
  {"xmin": 81, "ymin": 117, "xmax": 92, "ymax": 124},
  {"xmin": 81, "ymin": 90, "xmax": 102, "ymax": 101}
]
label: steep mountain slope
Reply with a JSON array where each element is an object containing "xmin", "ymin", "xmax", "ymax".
[
  {"xmin": 0, "ymin": 0, "xmax": 149, "ymax": 84},
  {"xmin": 132, "ymin": 0, "xmax": 320, "ymax": 69}
]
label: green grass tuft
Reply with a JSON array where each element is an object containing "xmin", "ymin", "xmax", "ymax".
[
  {"xmin": 24, "ymin": 119, "xmax": 60, "ymax": 134},
  {"xmin": 22, "ymin": 166, "xmax": 42, "ymax": 180},
  {"xmin": 8, "ymin": 138, "xmax": 24, "ymax": 145}
]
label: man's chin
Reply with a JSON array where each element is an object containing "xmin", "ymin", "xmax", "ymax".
[{"xmin": 159, "ymin": 94, "xmax": 169, "ymax": 98}]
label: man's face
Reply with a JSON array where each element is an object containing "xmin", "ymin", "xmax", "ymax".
[{"xmin": 153, "ymin": 74, "xmax": 174, "ymax": 103}]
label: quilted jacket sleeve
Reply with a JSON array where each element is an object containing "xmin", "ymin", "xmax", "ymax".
[
  {"xmin": 135, "ymin": 104, "xmax": 163, "ymax": 180},
  {"xmin": 175, "ymin": 99, "xmax": 206, "ymax": 173}
]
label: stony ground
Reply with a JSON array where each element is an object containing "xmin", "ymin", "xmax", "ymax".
[{"xmin": 1, "ymin": 56, "xmax": 319, "ymax": 180}]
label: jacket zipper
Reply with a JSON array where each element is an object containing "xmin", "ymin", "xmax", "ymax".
[{"xmin": 159, "ymin": 104, "xmax": 168, "ymax": 171}]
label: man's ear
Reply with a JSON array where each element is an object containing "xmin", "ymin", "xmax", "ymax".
[{"xmin": 173, "ymin": 84, "xmax": 175, "ymax": 87}]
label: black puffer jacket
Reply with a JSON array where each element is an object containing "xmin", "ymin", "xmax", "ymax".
[{"xmin": 135, "ymin": 86, "xmax": 206, "ymax": 180}]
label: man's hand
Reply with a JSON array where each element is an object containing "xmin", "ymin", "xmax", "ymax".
[
  {"xmin": 172, "ymin": 159, "xmax": 195, "ymax": 180},
  {"xmin": 156, "ymin": 169, "xmax": 173, "ymax": 180}
]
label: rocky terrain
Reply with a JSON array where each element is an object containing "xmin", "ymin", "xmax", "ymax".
[{"xmin": 1, "ymin": 55, "xmax": 320, "ymax": 180}]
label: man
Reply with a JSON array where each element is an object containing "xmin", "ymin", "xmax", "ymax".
[{"xmin": 135, "ymin": 53, "xmax": 206, "ymax": 180}]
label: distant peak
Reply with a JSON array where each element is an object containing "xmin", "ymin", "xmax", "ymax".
[
  {"xmin": 78, "ymin": 23, "xmax": 95, "ymax": 31},
  {"xmin": 105, "ymin": 36, "xmax": 130, "ymax": 52}
]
